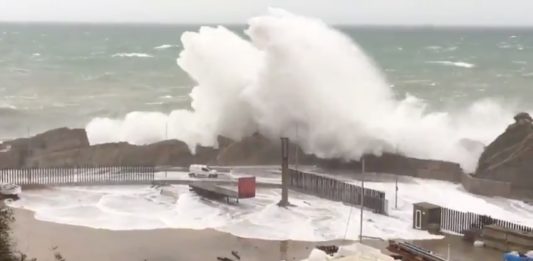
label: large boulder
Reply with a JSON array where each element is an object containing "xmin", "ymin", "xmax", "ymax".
[
  {"xmin": 0, "ymin": 128, "xmax": 89, "ymax": 168},
  {"xmin": 5, "ymin": 127, "xmax": 89, "ymax": 154},
  {"xmin": 475, "ymin": 112, "xmax": 533, "ymax": 190}
]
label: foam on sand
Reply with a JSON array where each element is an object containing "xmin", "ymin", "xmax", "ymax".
[{"xmin": 7, "ymin": 176, "xmax": 533, "ymax": 242}]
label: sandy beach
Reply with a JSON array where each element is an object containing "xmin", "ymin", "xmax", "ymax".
[
  {"xmin": 10, "ymin": 208, "xmax": 341, "ymax": 261},
  {"xmin": 10, "ymin": 207, "xmax": 505, "ymax": 261}
]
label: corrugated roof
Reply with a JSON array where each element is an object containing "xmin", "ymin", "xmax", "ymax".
[{"xmin": 414, "ymin": 202, "xmax": 441, "ymax": 209}]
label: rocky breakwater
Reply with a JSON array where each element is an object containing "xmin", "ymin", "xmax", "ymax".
[
  {"xmin": 0, "ymin": 127, "xmax": 463, "ymax": 184},
  {"xmin": 475, "ymin": 112, "xmax": 533, "ymax": 193},
  {"xmin": 0, "ymin": 129, "xmax": 287, "ymax": 168},
  {"xmin": 0, "ymin": 128, "xmax": 224, "ymax": 168}
]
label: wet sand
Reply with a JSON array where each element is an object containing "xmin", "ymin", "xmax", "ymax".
[
  {"xmin": 361, "ymin": 236, "xmax": 503, "ymax": 261},
  {"xmin": 11, "ymin": 208, "xmax": 504, "ymax": 261},
  {"xmin": 11, "ymin": 208, "xmax": 340, "ymax": 261},
  {"xmin": 414, "ymin": 237, "xmax": 503, "ymax": 261}
]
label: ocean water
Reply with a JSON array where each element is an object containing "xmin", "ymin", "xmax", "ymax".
[
  {"xmin": 0, "ymin": 24, "xmax": 194, "ymax": 138},
  {"xmin": 1, "ymin": 23, "xmax": 532, "ymax": 140}
]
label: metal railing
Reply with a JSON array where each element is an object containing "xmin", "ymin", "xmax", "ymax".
[
  {"xmin": 0, "ymin": 166, "xmax": 155, "ymax": 186},
  {"xmin": 288, "ymin": 169, "xmax": 388, "ymax": 214},
  {"xmin": 441, "ymin": 207, "xmax": 533, "ymax": 234}
]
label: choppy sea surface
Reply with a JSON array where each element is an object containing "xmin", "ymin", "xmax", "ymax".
[{"xmin": 1, "ymin": 24, "xmax": 532, "ymax": 139}]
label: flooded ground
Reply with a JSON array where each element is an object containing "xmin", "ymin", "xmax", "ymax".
[
  {"xmin": 361, "ymin": 235, "xmax": 503, "ymax": 261},
  {"xmin": 415, "ymin": 236, "xmax": 503, "ymax": 261}
]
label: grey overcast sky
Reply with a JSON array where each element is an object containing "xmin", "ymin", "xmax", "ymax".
[{"xmin": 1, "ymin": 0, "xmax": 533, "ymax": 26}]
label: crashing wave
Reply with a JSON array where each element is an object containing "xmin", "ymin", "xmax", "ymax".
[{"xmin": 87, "ymin": 9, "xmax": 513, "ymax": 172}]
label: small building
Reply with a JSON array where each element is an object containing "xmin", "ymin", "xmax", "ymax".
[{"xmin": 413, "ymin": 202, "xmax": 442, "ymax": 233}]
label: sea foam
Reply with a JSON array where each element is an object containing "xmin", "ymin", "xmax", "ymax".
[
  {"xmin": 426, "ymin": 60, "xmax": 475, "ymax": 68},
  {"xmin": 154, "ymin": 44, "xmax": 178, "ymax": 50},
  {"xmin": 7, "ymin": 173, "xmax": 533, "ymax": 241},
  {"xmin": 111, "ymin": 53, "xmax": 153, "ymax": 58}
]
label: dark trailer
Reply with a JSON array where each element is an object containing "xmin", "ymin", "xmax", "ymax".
[{"xmin": 189, "ymin": 177, "xmax": 256, "ymax": 203}]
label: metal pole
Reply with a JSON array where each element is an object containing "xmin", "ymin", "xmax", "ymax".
[
  {"xmin": 278, "ymin": 137, "xmax": 290, "ymax": 207},
  {"xmin": 395, "ymin": 175, "xmax": 398, "ymax": 209},
  {"xmin": 165, "ymin": 120, "xmax": 168, "ymax": 140},
  {"xmin": 359, "ymin": 156, "xmax": 365, "ymax": 241},
  {"xmin": 27, "ymin": 127, "xmax": 31, "ymax": 168},
  {"xmin": 295, "ymin": 125, "xmax": 299, "ymax": 171},
  {"xmin": 394, "ymin": 144, "xmax": 399, "ymax": 209},
  {"xmin": 165, "ymin": 120, "xmax": 168, "ymax": 178}
]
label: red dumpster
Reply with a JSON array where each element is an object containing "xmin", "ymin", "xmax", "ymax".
[{"xmin": 238, "ymin": 177, "xmax": 256, "ymax": 198}]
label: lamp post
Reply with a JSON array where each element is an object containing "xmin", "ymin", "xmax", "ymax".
[{"xmin": 165, "ymin": 120, "xmax": 168, "ymax": 178}]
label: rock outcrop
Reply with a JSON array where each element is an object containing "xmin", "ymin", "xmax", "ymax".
[
  {"xmin": 0, "ymin": 127, "xmax": 464, "ymax": 184},
  {"xmin": 216, "ymin": 133, "xmax": 309, "ymax": 165},
  {"xmin": 216, "ymin": 133, "xmax": 280, "ymax": 165},
  {"xmin": 0, "ymin": 128, "xmax": 274, "ymax": 168},
  {"xmin": 475, "ymin": 112, "xmax": 533, "ymax": 190},
  {"xmin": 309, "ymin": 152, "xmax": 463, "ymax": 182},
  {"xmin": 0, "ymin": 128, "xmax": 89, "ymax": 168},
  {"xmin": 5, "ymin": 127, "xmax": 89, "ymax": 153}
]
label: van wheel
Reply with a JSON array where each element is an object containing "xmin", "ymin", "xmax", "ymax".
[
  {"xmin": 189, "ymin": 173, "xmax": 195, "ymax": 178},
  {"xmin": 208, "ymin": 174, "xmax": 218, "ymax": 178}
]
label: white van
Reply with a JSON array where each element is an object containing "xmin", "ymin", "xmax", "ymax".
[{"xmin": 188, "ymin": 164, "xmax": 218, "ymax": 178}]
